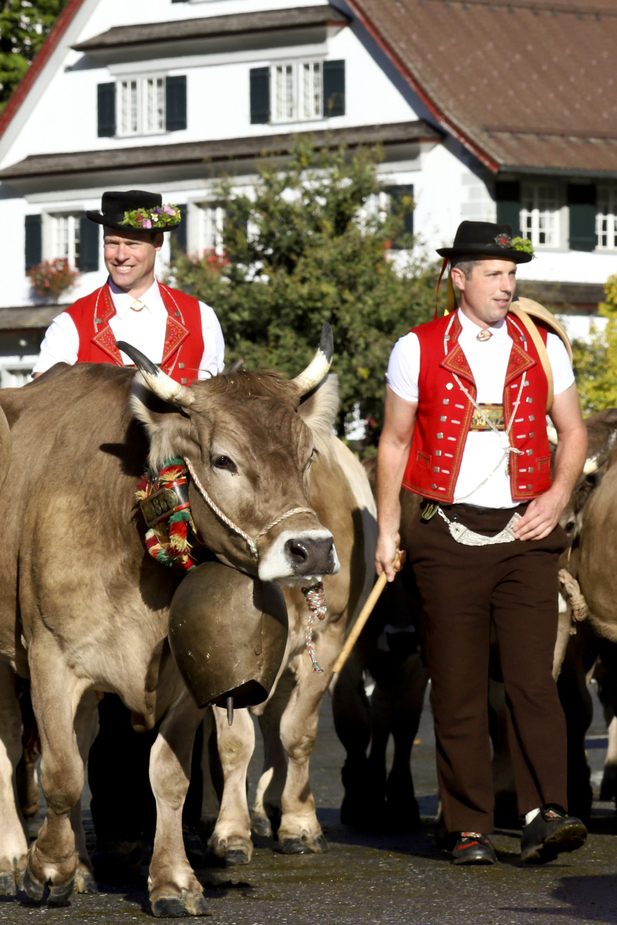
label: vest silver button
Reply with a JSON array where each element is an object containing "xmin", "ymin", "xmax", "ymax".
[
  {"xmin": 440, "ymin": 415, "xmax": 447, "ymax": 422},
  {"xmin": 437, "ymin": 432, "xmax": 444, "ymax": 439},
  {"xmin": 446, "ymin": 383, "xmax": 454, "ymax": 390},
  {"xmin": 431, "ymin": 483, "xmax": 437, "ymax": 490},
  {"xmin": 433, "ymin": 466, "xmax": 440, "ymax": 473}
]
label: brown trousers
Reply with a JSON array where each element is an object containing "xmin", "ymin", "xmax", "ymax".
[{"xmin": 407, "ymin": 502, "xmax": 568, "ymax": 834}]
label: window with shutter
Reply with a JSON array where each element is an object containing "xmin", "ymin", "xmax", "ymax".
[
  {"xmin": 79, "ymin": 214, "xmax": 100, "ymax": 272},
  {"xmin": 97, "ymin": 83, "xmax": 116, "ymax": 137},
  {"xmin": 323, "ymin": 60, "xmax": 345, "ymax": 117},
  {"xmin": 170, "ymin": 205, "xmax": 188, "ymax": 254},
  {"xmin": 596, "ymin": 187, "xmax": 617, "ymax": 250},
  {"xmin": 495, "ymin": 181, "xmax": 521, "ymax": 236},
  {"xmin": 568, "ymin": 185, "xmax": 596, "ymax": 252},
  {"xmin": 250, "ymin": 67, "xmax": 270, "ymax": 124},
  {"xmin": 166, "ymin": 75, "xmax": 187, "ymax": 132},
  {"xmin": 25, "ymin": 215, "xmax": 42, "ymax": 271},
  {"xmin": 389, "ymin": 185, "xmax": 414, "ymax": 246},
  {"xmin": 520, "ymin": 183, "xmax": 560, "ymax": 247}
]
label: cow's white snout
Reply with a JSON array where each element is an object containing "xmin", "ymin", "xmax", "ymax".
[{"xmin": 258, "ymin": 528, "xmax": 340, "ymax": 584}]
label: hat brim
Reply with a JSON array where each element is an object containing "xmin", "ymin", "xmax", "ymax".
[
  {"xmin": 86, "ymin": 211, "xmax": 180, "ymax": 233},
  {"xmin": 436, "ymin": 245, "xmax": 532, "ymax": 264}
]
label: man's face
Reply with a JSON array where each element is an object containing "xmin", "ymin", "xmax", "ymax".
[
  {"xmin": 103, "ymin": 228, "xmax": 163, "ymax": 293},
  {"xmin": 451, "ymin": 258, "xmax": 517, "ymax": 328}
]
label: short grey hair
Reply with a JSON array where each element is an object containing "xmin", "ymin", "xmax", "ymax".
[{"xmin": 450, "ymin": 257, "xmax": 482, "ymax": 280}]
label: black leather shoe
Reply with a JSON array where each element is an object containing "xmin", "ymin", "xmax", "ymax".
[
  {"xmin": 520, "ymin": 806, "xmax": 587, "ymax": 864},
  {"xmin": 452, "ymin": 832, "xmax": 497, "ymax": 865}
]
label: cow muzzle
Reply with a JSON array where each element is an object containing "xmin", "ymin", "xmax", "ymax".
[{"xmin": 258, "ymin": 528, "xmax": 340, "ymax": 585}]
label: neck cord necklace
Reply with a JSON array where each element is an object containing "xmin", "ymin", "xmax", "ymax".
[{"xmin": 443, "ymin": 313, "xmax": 525, "ymax": 501}]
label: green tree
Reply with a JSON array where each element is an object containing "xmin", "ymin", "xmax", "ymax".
[
  {"xmin": 169, "ymin": 139, "xmax": 441, "ymax": 443},
  {"xmin": 572, "ymin": 274, "xmax": 617, "ymax": 414},
  {"xmin": 0, "ymin": 1, "xmax": 68, "ymax": 111}
]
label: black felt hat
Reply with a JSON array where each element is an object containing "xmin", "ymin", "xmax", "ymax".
[
  {"xmin": 436, "ymin": 221, "xmax": 533, "ymax": 263},
  {"xmin": 86, "ymin": 190, "xmax": 181, "ymax": 233}
]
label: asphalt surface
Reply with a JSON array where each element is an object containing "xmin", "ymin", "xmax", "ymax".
[{"xmin": 2, "ymin": 681, "xmax": 617, "ymax": 925}]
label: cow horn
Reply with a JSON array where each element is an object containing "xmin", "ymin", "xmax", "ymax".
[
  {"xmin": 546, "ymin": 424, "xmax": 558, "ymax": 445},
  {"xmin": 291, "ymin": 323, "xmax": 334, "ymax": 396},
  {"xmin": 116, "ymin": 341, "xmax": 195, "ymax": 408},
  {"xmin": 583, "ymin": 429, "xmax": 617, "ymax": 476}
]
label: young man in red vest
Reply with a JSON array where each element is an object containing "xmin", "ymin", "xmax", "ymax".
[
  {"xmin": 375, "ymin": 221, "xmax": 588, "ymax": 865},
  {"xmin": 33, "ymin": 190, "xmax": 224, "ymax": 871},
  {"xmin": 33, "ymin": 189, "xmax": 224, "ymax": 381}
]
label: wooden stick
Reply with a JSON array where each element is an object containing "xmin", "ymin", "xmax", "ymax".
[{"xmin": 332, "ymin": 552, "xmax": 400, "ymax": 674}]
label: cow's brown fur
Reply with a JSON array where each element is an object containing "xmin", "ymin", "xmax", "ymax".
[{"xmin": 0, "ymin": 358, "xmax": 341, "ymax": 915}]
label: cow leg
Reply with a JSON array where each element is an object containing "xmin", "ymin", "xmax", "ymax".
[
  {"xmin": 147, "ymin": 693, "xmax": 208, "ymax": 918},
  {"xmin": 207, "ymin": 706, "xmax": 255, "ymax": 866},
  {"xmin": 0, "ymin": 662, "xmax": 29, "ymax": 895},
  {"xmin": 24, "ymin": 648, "xmax": 92, "ymax": 905},
  {"xmin": 71, "ymin": 691, "xmax": 99, "ymax": 894},
  {"xmin": 197, "ymin": 710, "xmax": 224, "ymax": 839},
  {"xmin": 331, "ymin": 655, "xmax": 373, "ymax": 827},
  {"xmin": 601, "ymin": 715, "xmax": 617, "ymax": 802},
  {"xmin": 252, "ymin": 670, "xmax": 295, "ymax": 838}
]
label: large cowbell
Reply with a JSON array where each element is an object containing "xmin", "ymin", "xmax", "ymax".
[{"xmin": 168, "ymin": 561, "xmax": 288, "ymax": 709}]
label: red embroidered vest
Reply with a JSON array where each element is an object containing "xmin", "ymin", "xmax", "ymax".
[
  {"xmin": 66, "ymin": 282, "xmax": 205, "ymax": 385},
  {"xmin": 402, "ymin": 312, "xmax": 552, "ymax": 503}
]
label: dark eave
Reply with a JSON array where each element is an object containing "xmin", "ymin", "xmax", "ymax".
[
  {"xmin": 0, "ymin": 304, "xmax": 67, "ymax": 331},
  {"xmin": 73, "ymin": 5, "xmax": 350, "ymax": 52},
  {"xmin": 0, "ymin": 121, "xmax": 442, "ymax": 181},
  {"xmin": 517, "ymin": 280, "xmax": 604, "ymax": 312}
]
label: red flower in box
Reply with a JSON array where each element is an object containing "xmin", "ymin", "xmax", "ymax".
[{"xmin": 28, "ymin": 258, "xmax": 79, "ymax": 300}]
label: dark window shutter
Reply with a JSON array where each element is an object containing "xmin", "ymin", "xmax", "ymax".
[
  {"xmin": 323, "ymin": 60, "xmax": 345, "ymax": 117},
  {"xmin": 389, "ymin": 185, "xmax": 414, "ymax": 246},
  {"xmin": 25, "ymin": 215, "xmax": 42, "ymax": 271},
  {"xmin": 97, "ymin": 82, "xmax": 116, "ymax": 137},
  {"xmin": 568, "ymin": 184, "xmax": 596, "ymax": 252},
  {"xmin": 166, "ymin": 75, "xmax": 187, "ymax": 132},
  {"xmin": 78, "ymin": 213, "xmax": 99, "ymax": 272},
  {"xmin": 170, "ymin": 204, "xmax": 187, "ymax": 254},
  {"xmin": 250, "ymin": 67, "xmax": 270, "ymax": 124},
  {"xmin": 495, "ymin": 180, "xmax": 521, "ymax": 236}
]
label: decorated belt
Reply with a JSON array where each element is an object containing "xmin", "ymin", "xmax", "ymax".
[{"xmin": 470, "ymin": 403, "xmax": 504, "ymax": 431}]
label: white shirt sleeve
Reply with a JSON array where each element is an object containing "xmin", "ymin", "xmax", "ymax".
[
  {"xmin": 547, "ymin": 332, "xmax": 575, "ymax": 395},
  {"xmin": 197, "ymin": 301, "xmax": 225, "ymax": 379},
  {"xmin": 385, "ymin": 332, "xmax": 420, "ymax": 403},
  {"xmin": 31, "ymin": 312, "xmax": 80, "ymax": 375}
]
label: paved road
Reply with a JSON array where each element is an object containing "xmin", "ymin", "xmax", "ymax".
[{"xmin": 2, "ymin": 682, "xmax": 617, "ymax": 925}]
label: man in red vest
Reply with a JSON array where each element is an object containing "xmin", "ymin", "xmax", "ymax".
[
  {"xmin": 33, "ymin": 190, "xmax": 224, "ymax": 871},
  {"xmin": 33, "ymin": 189, "xmax": 224, "ymax": 381},
  {"xmin": 375, "ymin": 221, "xmax": 588, "ymax": 865}
]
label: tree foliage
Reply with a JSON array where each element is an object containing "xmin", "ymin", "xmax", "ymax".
[
  {"xmin": 572, "ymin": 274, "xmax": 617, "ymax": 414},
  {"xmin": 168, "ymin": 140, "xmax": 440, "ymax": 442},
  {"xmin": 0, "ymin": 1, "xmax": 68, "ymax": 111}
]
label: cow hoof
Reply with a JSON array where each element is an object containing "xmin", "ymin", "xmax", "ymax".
[
  {"xmin": 224, "ymin": 847, "xmax": 251, "ymax": 867},
  {"xmin": 21, "ymin": 866, "xmax": 45, "ymax": 901},
  {"xmin": 251, "ymin": 813, "xmax": 273, "ymax": 837},
  {"xmin": 151, "ymin": 891, "xmax": 209, "ymax": 917},
  {"xmin": 74, "ymin": 868, "xmax": 98, "ymax": 893},
  {"xmin": 279, "ymin": 834, "xmax": 328, "ymax": 855},
  {"xmin": 48, "ymin": 879, "xmax": 74, "ymax": 906},
  {"xmin": 0, "ymin": 870, "xmax": 17, "ymax": 896}
]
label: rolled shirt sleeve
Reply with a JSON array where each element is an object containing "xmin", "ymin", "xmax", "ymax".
[{"xmin": 31, "ymin": 312, "xmax": 80, "ymax": 375}]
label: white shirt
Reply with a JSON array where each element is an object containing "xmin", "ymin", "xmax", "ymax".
[
  {"xmin": 32, "ymin": 279, "xmax": 225, "ymax": 380},
  {"xmin": 386, "ymin": 309, "xmax": 575, "ymax": 508}
]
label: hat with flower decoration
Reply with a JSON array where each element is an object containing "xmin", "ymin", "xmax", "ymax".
[
  {"xmin": 86, "ymin": 190, "xmax": 182, "ymax": 234},
  {"xmin": 436, "ymin": 221, "xmax": 533, "ymax": 263}
]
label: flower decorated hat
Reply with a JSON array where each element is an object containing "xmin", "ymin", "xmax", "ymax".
[
  {"xmin": 86, "ymin": 190, "xmax": 182, "ymax": 233},
  {"xmin": 436, "ymin": 221, "xmax": 533, "ymax": 264}
]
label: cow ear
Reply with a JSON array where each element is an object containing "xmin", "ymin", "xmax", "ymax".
[
  {"xmin": 130, "ymin": 377, "xmax": 198, "ymax": 472},
  {"xmin": 298, "ymin": 374, "xmax": 338, "ymax": 450}
]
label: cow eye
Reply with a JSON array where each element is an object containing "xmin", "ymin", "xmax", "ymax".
[{"xmin": 212, "ymin": 455, "xmax": 237, "ymax": 473}]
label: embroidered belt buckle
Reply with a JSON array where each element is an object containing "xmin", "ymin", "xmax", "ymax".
[
  {"xmin": 471, "ymin": 403, "xmax": 504, "ymax": 432},
  {"xmin": 420, "ymin": 501, "xmax": 439, "ymax": 522},
  {"xmin": 140, "ymin": 480, "xmax": 190, "ymax": 528}
]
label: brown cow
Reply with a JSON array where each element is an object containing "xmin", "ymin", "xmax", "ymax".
[
  {"xmin": 200, "ymin": 434, "xmax": 377, "ymax": 861},
  {"xmin": 0, "ymin": 329, "xmax": 341, "ymax": 917}
]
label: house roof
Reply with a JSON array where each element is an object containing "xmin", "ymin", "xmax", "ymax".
[
  {"xmin": 517, "ymin": 279, "xmax": 604, "ymax": 310},
  {"xmin": 73, "ymin": 5, "xmax": 349, "ymax": 52},
  {"xmin": 345, "ymin": 0, "xmax": 617, "ymax": 174},
  {"xmin": 0, "ymin": 120, "xmax": 442, "ymax": 182}
]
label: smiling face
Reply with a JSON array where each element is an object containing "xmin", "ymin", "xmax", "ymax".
[
  {"xmin": 450, "ymin": 258, "xmax": 517, "ymax": 328},
  {"xmin": 103, "ymin": 227, "xmax": 163, "ymax": 298}
]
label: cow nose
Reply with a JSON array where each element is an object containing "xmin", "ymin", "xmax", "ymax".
[{"xmin": 284, "ymin": 536, "xmax": 335, "ymax": 575}]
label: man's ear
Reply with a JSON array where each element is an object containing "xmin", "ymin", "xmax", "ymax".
[{"xmin": 450, "ymin": 266, "xmax": 465, "ymax": 292}]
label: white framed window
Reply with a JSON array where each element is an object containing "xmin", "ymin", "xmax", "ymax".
[
  {"xmin": 47, "ymin": 212, "xmax": 81, "ymax": 267},
  {"xmin": 520, "ymin": 183, "xmax": 560, "ymax": 248},
  {"xmin": 118, "ymin": 76, "xmax": 165, "ymax": 136},
  {"xmin": 0, "ymin": 362, "xmax": 35, "ymax": 389},
  {"xmin": 597, "ymin": 187, "xmax": 617, "ymax": 250},
  {"xmin": 272, "ymin": 60, "xmax": 323, "ymax": 123},
  {"xmin": 188, "ymin": 202, "xmax": 225, "ymax": 256}
]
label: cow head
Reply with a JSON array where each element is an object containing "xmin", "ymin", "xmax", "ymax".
[{"xmin": 119, "ymin": 326, "xmax": 340, "ymax": 585}]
